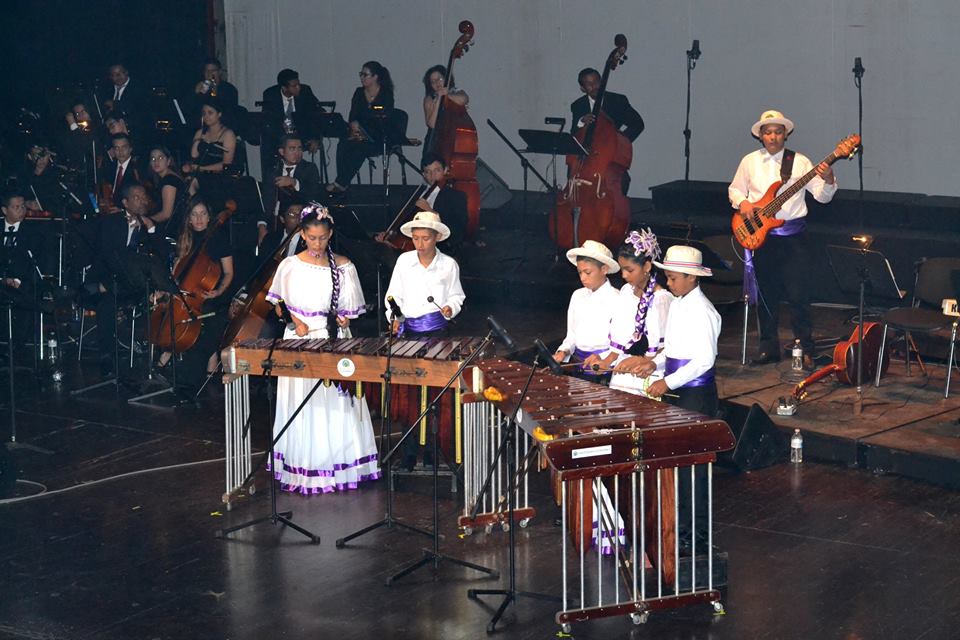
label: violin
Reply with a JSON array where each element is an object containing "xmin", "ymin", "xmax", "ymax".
[
  {"xmin": 424, "ymin": 21, "xmax": 481, "ymax": 240},
  {"xmin": 148, "ymin": 200, "xmax": 237, "ymax": 353},
  {"xmin": 550, "ymin": 34, "xmax": 632, "ymax": 250},
  {"xmin": 376, "ymin": 180, "xmax": 442, "ymax": 251}
]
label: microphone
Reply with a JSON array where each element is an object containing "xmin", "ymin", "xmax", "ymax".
[
  {"xmin": 688, "ymin": 39, "xmax": 701, "ymax": 61},
  {"xmin": 534, "ymin": 338, "xmax": 563, "ymax": 375},
  {"xmin": 386, "ymin": 295, "xmax": 404, "ymax": 320},
  {"xmin": 544, "ymin": 116, "xmax": 566, "ymax": 128},
  {"xmin": 277, "ymin": 300, "xmax": 296, "ymax": 331},
  {"xmin": 853, "ymin": 56, "xmax": 865, "ymax": 77},
  {"xmin": 487, "ymin": 315, "xmax": 516, "ymax": 351}
]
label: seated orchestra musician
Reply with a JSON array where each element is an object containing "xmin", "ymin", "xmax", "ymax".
[
  {"xmin": 158, "ymin": 198, "xmax": 235, "ymax": 399},
  {"xmin": 383, "ymin": 210, "xmax": 465, "ymax": 470},
  {"xmin": 80, "ymin": 184, "xmax": 160, "ymax": 377},
  {"xmin": 260, "ymin": 67, "xmax": 323, "ymax": 172},
  {"xmin": 584, "ymin": 228, "xmax": 674, "ymax": 398},
  {"xmin": 146, "ymin": 145, "xmax": 191, "ymax": 237},
  {"xmin": 553, "ymin": 240, "xmax": 620, "ymax": 381},
  {"xmin": 193, "ymin": 57, "xmax": 239, "ymax": 124},
  {"xmin": 634, "ymin": 244, "xmax": 721, "ymax": 550},
  {"xmin": 183, "ymin": 97, "xmax": 237, "ymax": 176},
  {"xmin": 101, "ymin": 132, "xmax": 144, "ymax": 214},
  {"xmin": 1, "ymin": 192, "xmax": 44, "ymax": 344},
  {"xmin": 257, "ymin": 134, "xmax": 321, "ymax": 245},
  {"xmin": 326, "ymin": 61, "xmax": 395, "ymax": 194},
  {"xmin": 265, "ymin": 204, "xmax": 379, "ymax": 494}
]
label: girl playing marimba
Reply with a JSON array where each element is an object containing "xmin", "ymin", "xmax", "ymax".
[
  {"xmin": 265, "ymin": 204, "xmax": 379, "ymax": 494},
  {"xmin": 584, "ymin": 229, "xmax": 674, "ymax": 397}
]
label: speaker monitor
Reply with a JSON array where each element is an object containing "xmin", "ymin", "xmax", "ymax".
[{"xmin": 719, "ymin": 401, "xmax": 788, "ymax": 471}]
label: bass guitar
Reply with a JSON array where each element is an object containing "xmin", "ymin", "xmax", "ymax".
[
  {"xmin": 792, "ymin": 321, "xmax": 889, "ymax": 401},
  {"xmin": 732, "ymin": 134, "xmax": 860, "ymax": 250}
]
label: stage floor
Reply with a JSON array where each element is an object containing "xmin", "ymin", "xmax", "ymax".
[{"xmin": 3, "ymin": 299, "xmax": 960, "ymax": 638}]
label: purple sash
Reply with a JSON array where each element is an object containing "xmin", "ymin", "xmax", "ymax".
[
  {"xmin": 665, "ymin": 357, "xmax": 715, "ymax": 388},
  {"xmin": 574, "ymin": 347, "xmax": 607, "ymax": 376},
  {"xmin": 400, "ymin": 310, "xmax": 447, "ymax": 336},
  {"xmin": 743, "ymin": 217, "xmax": 807, "ymax": 304}
]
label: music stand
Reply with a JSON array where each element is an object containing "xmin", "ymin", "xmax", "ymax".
[
  {"xmin": 518, "ymin": 129, "xmax": 587, "ymax": 258},
  {"xmin": 827, "ymin": 244, "xmax": 903, "ymax": 415},
  {"xmin": 306, "ymin": 112, "xmax": 349, "ymax": 184}
]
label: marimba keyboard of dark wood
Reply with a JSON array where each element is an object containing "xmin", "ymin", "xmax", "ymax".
[{"xmin": 223, "ymin": 337, "xmax": 488, "ymax": 387}]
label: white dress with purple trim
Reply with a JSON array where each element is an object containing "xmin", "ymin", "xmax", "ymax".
[
  {"xmin": 265, "ymin": 256, "xmax": 379, "ymax": 495},
  {"xmin": 606, "ymin": 286, "xmax": 674, "ymax": 397}
]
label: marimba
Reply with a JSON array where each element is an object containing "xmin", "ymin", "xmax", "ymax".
[
  {"xmin": 220, "ymin": 336, "xmax": 487, "ymax": 506},
  {"xmin": 466, "ymin": 358, "xmax": 735, "ymax": 630}
]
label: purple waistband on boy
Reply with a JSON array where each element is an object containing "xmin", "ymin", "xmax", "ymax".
[
  {"xmin": 399, "ymin": 310, "xmax": 447, "ymax": 337},
  {"xmin": 665, "ymin": 357, "xmax": 715, "ymax": 388}
]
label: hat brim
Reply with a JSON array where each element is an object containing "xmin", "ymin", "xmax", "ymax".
[
  {"xmin": 751, "ymin": 117, "xmax": 795, "ymax": 138},
  {"xmin": 652, "ymin": 260, "xmax": 712, "ymax": 277},
  {"xmin": 565, "ymin": 248, "xmax": 620, "ymax": 273},
  {"xmin": 400, "ymin": 220, "xmax": 451, "ymax": 242}
]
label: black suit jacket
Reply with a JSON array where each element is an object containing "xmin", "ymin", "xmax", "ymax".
[
  {"xmin": 112, "ymin": 80, "xmax": 153, "ymax": 133},
  {"xmin": 433, "ymin": 186, "xmax": 468, "ymax": 252},
  {"xmin": 259, "ymin": 160, "xmax": 322, "ymax": 226},
  {"xmin": 260, "ymin": 84, "xmax": 321, "ymax": 141},
  {"xmin": 81, "ymin": 212, "xmax": 165, "ymax": 289},
  {"xmin": 1, "ymin": 221, "xmax": 46, "ymax": 296},
  {"xmin": 570, "ymin": 92, "xmax": 645, "ymax": 142}
]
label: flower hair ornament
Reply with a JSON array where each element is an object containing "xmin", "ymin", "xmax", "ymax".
[
  {"xmin": 626, "ymin": 228, "xmax": 661, "ymax": 261},
  {"xmin": 300, "ymin": 202, "xmax": 332, "ymax": 221}
]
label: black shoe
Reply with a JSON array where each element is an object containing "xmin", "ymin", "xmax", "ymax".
[
  {"xmin": 750, "ymin": 351, "xmax": 782, "ymax": 366},
  {"xmin": 397, "ymin": 454, "xmax": 416, "ymax": 472}
]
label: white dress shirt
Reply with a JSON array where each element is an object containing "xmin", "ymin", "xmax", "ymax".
[
  {"xmin": 728, "ymin": 148, "xmax": 837, "ymax": 221},
  {"xmin": 113, "ymin": 79, "xmax": 130, "ymax": 101},
  {"xmin": 385, "ymin": 249, "xmax": 465, "ymax": 321},
  {"xmin": 557, "ymin": 280, "xmax": 619, "ymax": 357},
  {"xmin": 577, "ymin": 96, "xmax": 597, "ymax": 128},
  {"xmin": 653, "ymin": 285, "xmax": 721, "ymax": 390},
  {"xmin": 283, "ymin": 94, "xmax": 295, "ymax": 114}
]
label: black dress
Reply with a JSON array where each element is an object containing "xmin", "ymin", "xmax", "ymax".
[{"xmin": 334, "ymin": 87, "xmax": 395, "ymax": 186}]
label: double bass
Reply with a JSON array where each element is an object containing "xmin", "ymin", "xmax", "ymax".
[
  {"xmin": 424, "ymin": 20, "xmax": 480, "ymax": 240},
  {"xmin": 550, "ymin": 34, "xmax": 632, "ymax": 250},
  {"xmin": 149, "ymin": 201, "xmax": 236, "ymax": 352}
]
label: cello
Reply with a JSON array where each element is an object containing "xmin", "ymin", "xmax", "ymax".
[
  {"xmin": 424, "ymin": 20, "xmax": 480, "ymax": 240},
  {"xmin": 550, "ymin": 34, "xmax": 632, "ymax": 250},
  {"xmin": 149, "ymin": 200, "xmax": 236, "ymax": 352}
]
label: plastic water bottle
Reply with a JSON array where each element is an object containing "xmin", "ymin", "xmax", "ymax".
[
  {"xmin": 790, "ymin": 429, "xmax": 803, "ymax": 463},
  {"xmin": 791, "ymin": 339, "xmax": 803, "ymax": 371}
]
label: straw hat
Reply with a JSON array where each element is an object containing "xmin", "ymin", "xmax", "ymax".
[
  {"xmin": 400, "ymin": 211, "xmax": 450, "ymax": 242},
  {"xmin": 565, "ymin": 240, "xmax": 620, "ymax": 273},
  {"xmin": 750, "ymin": 109, "xmax": 795, "ymax": 138},
  {"xmin": 653, "ymin": 245, "xmax": 712, "ymax": 277}
]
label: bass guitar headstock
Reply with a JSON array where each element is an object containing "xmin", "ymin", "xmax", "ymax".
[{"xmin": 835, "ymin": 134, "xmax": 861, "ymax": 160}]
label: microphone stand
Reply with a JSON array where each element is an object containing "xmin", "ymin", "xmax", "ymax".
[
  {"xmin": 467, "ymin": 350, "xmax": 559, "ymax": 633},
  {"xmin": 335, "ymin": 310, "xmax": 432, "ymax": 548},
  {"xmin": 683, "ymin": 40, "xmax": 701, "ymax": 181},
  {"xmin": 216, "ymin": 326, "xmax": 321, "ymax": 545},
  {"xmin": 382, "ymin": 332, "xmax": 499, "ymax": 585},
  {"xmin": 70, "ymin": 272, "xmax": 122, "ymax": 396},
  {"xmin": 853, "ymin": 57, "xmax": 866, "ymax": 417}
]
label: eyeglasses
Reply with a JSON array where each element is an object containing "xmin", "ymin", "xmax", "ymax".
[{"xmin": 358, "ymin": 72, "xmax": 372, "ymax": 78}]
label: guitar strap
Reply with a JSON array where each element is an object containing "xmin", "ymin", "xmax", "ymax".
[{"xmin": 780, "ymin": 149, "xmax": 795, "ymax": 185}]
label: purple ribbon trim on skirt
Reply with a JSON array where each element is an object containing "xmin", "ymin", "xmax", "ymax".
[
  {"xmin": 399, "ymin": 310, "xmax": 447, "ymax": 337},
  {"xmin": 665, "ymin": 357, "xmax": 715, "ymax": 388},
  {"xmin": 574, "ymin": 347, "xmax": 607, "ymax": 375},
  {"xmin": 742, "ymin": 217, "xmax": 807, "ymax": 304}
]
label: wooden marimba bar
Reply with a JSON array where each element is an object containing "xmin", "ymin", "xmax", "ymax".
[
  {"xmin": 470, "ymin": 358, "xmax": 736, "ymax": 631},
  {"xmin": 219, "ymin": 336, "xmax": 487, "ymax": 507}
]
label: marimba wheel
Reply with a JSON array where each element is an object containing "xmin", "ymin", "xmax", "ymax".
[
  {"xmin": 561, "ymin": 623, "xmax": 571, "ymax": 634},
  {"xmin": 631, "ymin": 612, "xmax": 648, "ymax": 625},
  {"xmin": 501, "ymin": 522, "xmax": 510, "ymax": 533},
  {"xmin": 462, "ymin": 527, "xmax": 473, "ymax": 536},
  {"xmin": 484, "ymin": 523, "xmax": 493, "ymax": 534},
  {"xmin": 249, "ymin": 484, "xmax": 256, "ymax": 496},
  {"xmin": 712, "ymin": 601, "xmax": 725, "ymax": 614},
  {"xmin": 519, "ymin": 518, "xmax": 530, "ymax": 528}
]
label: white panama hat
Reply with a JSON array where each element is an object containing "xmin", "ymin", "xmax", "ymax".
[
  {"xmin": 751, "ymin": 109, "xmax": 795, "ymax": 138},
  {"xmin": 400, "ymin": 210, "xmax": 451, "ymax": 242},
  {"xmin": 652, "ymin": 245, "xmax": 713, "ymax": 277},
  {"xmin": 565, "ymin": 239, "xmax": 620, "ymax": 273}
]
